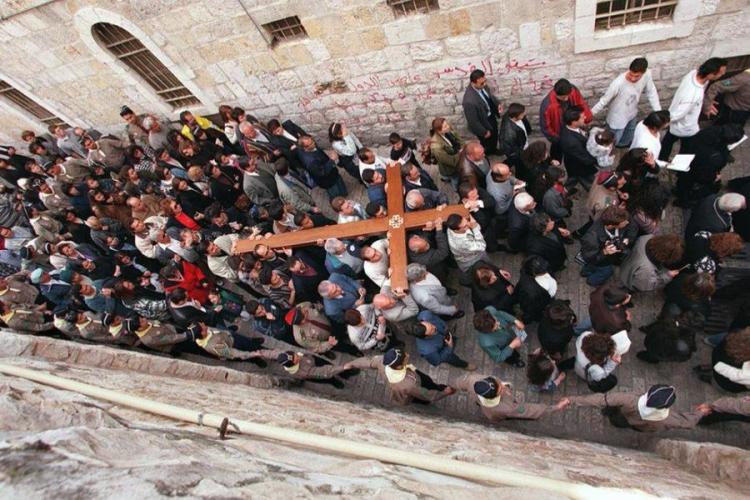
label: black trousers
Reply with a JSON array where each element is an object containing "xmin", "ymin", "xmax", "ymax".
[
  {"xmin": 699, "ymin": 412, "xmax": 750, "ymax": 425},
  {"xmin": 659, "ymin": 131, "xmax": 696, "ymax": 161},
  {"xmin": 479, "ymin": 119, "xmax": 499, "ymax": 156}
]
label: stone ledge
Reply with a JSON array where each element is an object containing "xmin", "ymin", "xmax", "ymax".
[
  {"xmin": 656, "ymin": 438, "xmax": 750, "ymax": 483},
  {"xmin": 0, "ymin": 329, "xmax": 285, "ymax": 390}
]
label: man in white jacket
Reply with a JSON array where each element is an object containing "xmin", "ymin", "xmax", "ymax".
[
  {"xmin": 446, "ymin": 213, "xmax": 488, "ymax": 272},
  {"xmin": 591, "ymin": 57, "xmax": 661, "ymax": 148},
  {"xmin": 659, "ymin": 57, "xmax": 728, "ymax": 161}
]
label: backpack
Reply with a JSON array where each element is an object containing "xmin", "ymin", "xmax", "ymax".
[{"xmin": 584, "ymin": 362, "xmax": 617, "ymax": 393}]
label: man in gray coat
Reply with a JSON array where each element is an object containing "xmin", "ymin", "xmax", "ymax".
[
  {"xmin": 374, "ymin": 286, "xmax": 419, "ymax": 323},
  {"xmin": 406, "ymin": 263, "xmax": 463, "ymax": 319},
  {"xmin": 462, "ymin": 69, "xmax": 502, "ymax": 155},
  {"xmin": 619, "ymin": 234, "xmax": 683, "ymax": 292},
  {"xmin": 242, "ymin": 157, "xmax": 278, "ymax": 207},
  {"xmin": 274, "ymin": 161, "xmax": 318, "ymax": 214}
]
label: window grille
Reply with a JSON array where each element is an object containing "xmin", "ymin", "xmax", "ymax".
[
  {"xmin": 594, "ymin": 0, "xmax": 678, "ymax": 30},
  {"xmin": 91, "ymin": 22, "xmax": 201, "ymax": 108},
  {"xmin": 387, "ymin": 0, "xmax": 440, "ymax": 17},
  {"xmin": 0, "ymin": 80, "xmax": 66, "ymax": 127},
  {"xmin": 262, "ymin": 16, "xmax": 308, "ymax": 44}
]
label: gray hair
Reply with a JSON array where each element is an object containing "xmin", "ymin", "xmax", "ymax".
[
  {"xmin": 405, "ymin": 190, "xmax": 423, "ymax": 209},
  {"xmin": 317, "ymin": 280, "xmax": 332, "ymax": 298},
  {"xmin": 324, "ymin": 238, "xmax": 342, "ymax": 254},
  {"xmin": 406, "ymin": 263, "xmax": 427, "ymax": 283},
  {"xmin": 718, "ymin": 193, "xmax": 746, "ymax": 213},
  {"xmin": 142, "ymin": 116, "xmax": 155, "ymax": 130}
]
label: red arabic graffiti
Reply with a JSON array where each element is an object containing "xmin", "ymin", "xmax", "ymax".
[{"xmin": 297, "ymin": 57, "xmax": 551, "ymax": 111}]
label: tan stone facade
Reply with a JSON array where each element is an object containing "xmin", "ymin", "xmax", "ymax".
[{"xmin": 0, "ymin": 0, "xmax": 748, "ymax": 146}]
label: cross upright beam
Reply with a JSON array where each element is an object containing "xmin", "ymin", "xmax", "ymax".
[{"xmin": 233, "ymin": 163, "xmax": 469, "ymax": 290}]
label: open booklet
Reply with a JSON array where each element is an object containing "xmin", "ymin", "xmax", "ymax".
[{"xmin": 656, "ymin": 154, "xmax": 694, "ymax": 172}]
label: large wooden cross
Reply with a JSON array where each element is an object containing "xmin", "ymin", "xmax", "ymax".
[{"xmin": 233, "ymin": 164, "xmax": 469, "ymax": 290}]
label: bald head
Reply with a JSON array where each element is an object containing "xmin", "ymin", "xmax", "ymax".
[
  {"xmin": 405, "ymin": 190, "xmax": 424, "ymax": 209},
  {"xmin": 490, "ymin": 162, "xmax": 511, "ymax": 182},
  {"xmin": 373, "ymin": 293, "xmax": 396, "ymax": 309},
  {"xmin": 466, "ymin": 141, "xmax": 485, "ymax": 161},
  {"xmin": 408, "ymin": 235, "xmax": 429, "ymax": 253}
]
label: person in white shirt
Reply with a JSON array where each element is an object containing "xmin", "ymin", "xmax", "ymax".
[
  {"xmin": 591, "ymin": 58, "xmax": 661, "ymax": 148},
  {"xmin": 660, "ymin": 57, "xmax": 728, "ymax": 161},
  {"xmin": 331, "ymin": 197, "xmax": 366, "ymax": 224},
  {"xmin": 329, "ymin": 122, "xmax": 364, "ymax": 183},
  {"xmin": 361, "ymin": 238, "xmax": 390, "ymax": 288},
  {"xmin": 357, "ymin": 148, "xmax": 390, "ymax": 181},
  {"xmin": 630, "ymin": 110, "xmax": 671, "ymax": 160},
  {"xmin": 446, "ymin": 213, "xmax": 487, "ymax": 272}
]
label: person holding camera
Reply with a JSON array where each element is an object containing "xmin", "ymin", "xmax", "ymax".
[{"xmin": 579, "ymin": 205, "xmax": 638, "ymax": 287}]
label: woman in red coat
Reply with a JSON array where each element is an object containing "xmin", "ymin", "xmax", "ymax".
[{"xmin": 161, "ymin": 258, "xmax": 211, "ymax": 304}]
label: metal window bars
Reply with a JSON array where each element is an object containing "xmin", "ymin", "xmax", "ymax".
[
  {"xmin": 594, "ymin": 0, "xmax": 678, "ymax": 30},
  {"xmin": 0, "ymin": 80, "xmax": 66, "ymax": 127},
  {"xmin": 91, "ymin": 22, "xmax": 201, "ymax": 109},
  {"xmin": 262, "ymin": 16, "xmax": 308, "ymax": 44},
  {"xmin": 387, "ymin": 0, "xmax": 440, "ymax": 17}
]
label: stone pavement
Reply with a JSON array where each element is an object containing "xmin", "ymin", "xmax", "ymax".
[{"xmin": 226, "ymin": 128, "xmax": 750, "ymax": 452}]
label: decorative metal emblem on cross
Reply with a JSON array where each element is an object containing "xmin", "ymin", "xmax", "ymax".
[{"xmin": 234, "ymin": 164, "xmax": 469, "ymax": 290}]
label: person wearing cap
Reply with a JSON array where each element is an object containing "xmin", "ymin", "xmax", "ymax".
[
  {"xmin": 684, "ymin": 193, "xmax": 746, "ymax": 241},
  {"xmin": 127, "ymin": 316, "xmax": 190, "ymax": 353},
  {"xmin": 68, "ymin": 310, "xmax": 122, "ymax": 344},
  {"xmin": 0, "ymin": 299, "xmax": 54, "ymax": 333},
  {"xmin": 189, "ymin": 321, "xmax": 266, "ymax": 366},
  {"xmin": 246, "ymin": 298, "xmax": 293, "ymax": 343},
  {"xmin": 0, "ymin": 271, "xmax": 42, "ymax": 309},
  {"xmin": 346, "ymin": 348, "xmax": 455, "ymax": 405},
  {"xmin": 455, "ymin": 374, "xmax": 569, "ymax": 421},
  {"xmin": 288, "ymin": 302, "xmax": 341, "ymax": 356},
  {"xmin": 252, "ymin": 349, "xmax": 354, "ymax": 388},
  {"xmin": 570, "ymin": 384, "xmax": 709, "ymax": 432}
]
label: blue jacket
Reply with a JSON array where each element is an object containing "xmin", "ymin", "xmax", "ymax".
[
  {"xmin": 252, "ymin": 298, "xmax": 289, "ymax": 339},
  {"xmin": 323, "ymin": 272, "xmax": 361, "ymax": 323},
  {"xmin": 415, "ymin": 310, "xmax": 454, "ymax": 366}
]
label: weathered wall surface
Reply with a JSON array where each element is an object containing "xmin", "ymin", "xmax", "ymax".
[
  {"xmin": 0, "ymin": 0, "xmax": 748, "ymax": 146},
  {"xmin": 1, "ymin": 355, "xmax": 747, "ymax": 499}
]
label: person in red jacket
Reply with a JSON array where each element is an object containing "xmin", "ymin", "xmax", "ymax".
[
  {"xmin": 539, "ymin": 79, "xmax": 593, "ymax": 162},
  {"xmin": 160, "ymin": 258, "xmax": 211, "ymax": 304}
]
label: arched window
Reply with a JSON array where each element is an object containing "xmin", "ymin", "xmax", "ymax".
[{"xmin": 91, "ymin": 22, "xmax": 201, "ymax": 108}]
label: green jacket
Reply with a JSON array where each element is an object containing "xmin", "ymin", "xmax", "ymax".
[{"xmin": 475, "ymin": 306, "xmax": 516, "ymax": 362}]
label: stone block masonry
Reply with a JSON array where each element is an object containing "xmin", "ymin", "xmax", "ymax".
[{"xmin": 0, "ymin": 0, "xmax": 747, "ymax": 147}]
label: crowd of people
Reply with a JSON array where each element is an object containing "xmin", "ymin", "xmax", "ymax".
[{"xmin": 1, "ymin": 54, "xmax": 749, "ymax": 431}]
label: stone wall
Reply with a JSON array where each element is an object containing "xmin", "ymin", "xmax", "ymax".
[
  {"xmin": 0, "ymin": 0, "xmax": 748, "ymax": 147},
  {"xmin": 1, "ymin": 355, "xmax": 747, "ymax": 499}
]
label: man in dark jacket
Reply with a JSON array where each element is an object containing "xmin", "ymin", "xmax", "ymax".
[
  {"xmin": 685, "ymin": 192, "xmax": 745, "ymax": 243},
  {"xmin": 459, "ymin": 182, "xmax": 499, "ymax": 252},
  {"xmin": 507, "ymin": 192, "xmax": 536, "ymax": 252},
  {"xmin": 589, "ymin": 283, "xmax": 632, "ymax": 335},
  {"xmin": 498, "ymin": 103, "xmax": 532, "ymax": 180},
  {"xmin": 289, "ymin": 251, "xmax": 329, "ymax": 304},
  {"xmin": 580, "ymin": 206, "xmax": 638, "ymax": 286},
  {"xmin": 526, "ymin": 212, "xmax": 567, "ymax": 274},
  {"xmin": 297, "ymin": 135, "xmax": 347, "ymax": 198},
  {"xmin": 407, "ymin": 218, "xmax": 452, "ymax": 285},
  {"xmin": 559, "ymin": 106, "xmax": 597, "ymax": 191},
  {"xmin": 462, "ymin": 69, "xmax": 502, "ymax": 155}
]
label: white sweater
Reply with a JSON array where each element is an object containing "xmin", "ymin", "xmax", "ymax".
[
  {"xmin": 447, "ymin": 226, "xmax": 487, "ymax": 272},
  {"xmin": 714, "ymin": 361, "xmax": 750, "ymax": 388},
  {"xmin": 592, "ymin": 70, "xmax": 661, "ymax": 129},
  {"xmin": 668, "ymin": 69, "xmax": 707, "ymax": 137},
  {"xmin": 630, "ymin": 121, "xmax": 662, "ymax": 159}
]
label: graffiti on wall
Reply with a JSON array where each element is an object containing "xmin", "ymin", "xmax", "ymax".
[{"xmin": 297, "ymin": 57, "xmax": 554, "ymax": 111}]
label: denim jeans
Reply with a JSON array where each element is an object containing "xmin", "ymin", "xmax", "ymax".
[
  {"xmin": 574, "ymin": 317, "xmax": 593, "ymax": 336},
  {"xmin": 581, "ymin": 263, "xmax": 613, "ymax": 286},
  {"xmin": 611, "ymin": 117, "xmax": 637, "ymax": 148}
]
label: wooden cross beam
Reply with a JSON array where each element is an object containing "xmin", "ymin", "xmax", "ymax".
[{"xmin": 233, "ymin": 164, "xmax": 469, "ymax": 290}]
